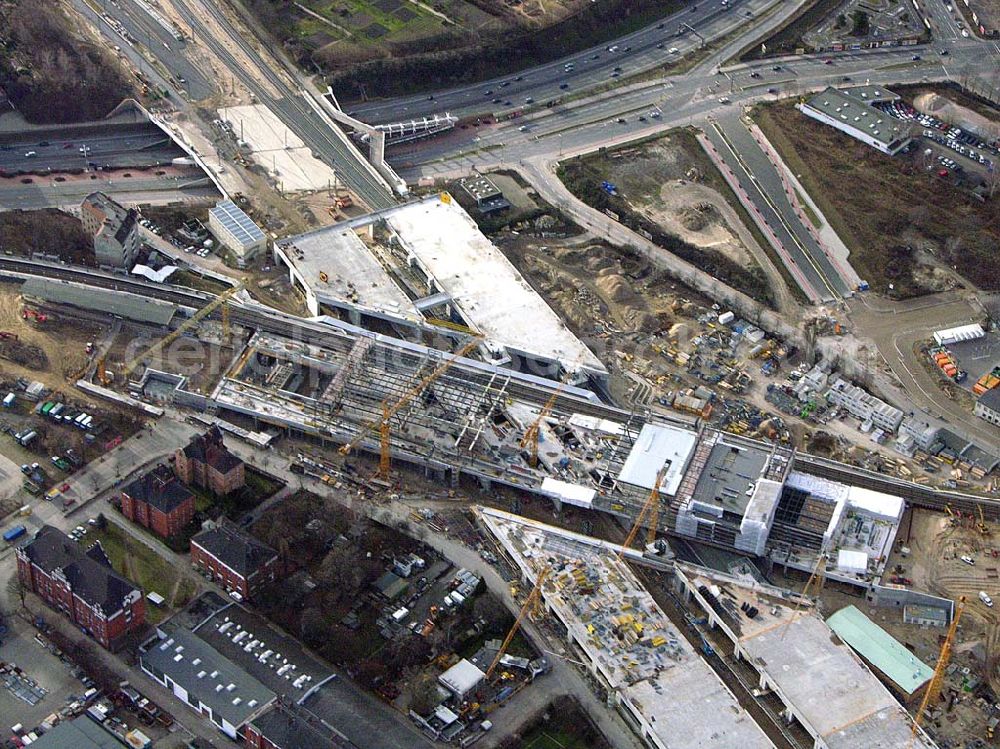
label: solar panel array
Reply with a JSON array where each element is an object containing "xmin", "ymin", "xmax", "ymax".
[{"xmin": 211, "ymin": 200, "xmax": 265, "ymax": 248}]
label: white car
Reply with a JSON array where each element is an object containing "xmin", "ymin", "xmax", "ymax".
[
  {"xmin": 980, "ymin": 591, "xmax": 994, "ymax": 607},
  {"xmin": 961, "ymin": 555, "xmax": 975, "ymax": 566}
]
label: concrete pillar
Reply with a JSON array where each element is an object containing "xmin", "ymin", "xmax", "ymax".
[
  {"xmin": 478, "ymin": 476, "xmax": 492, "ymax": 492},
  {"xmin": 369, "ymin": 131, "xmax": 385, "ymax": 169},
  {"xmin": 347, "ymin": 308, "xmax": 361, "ymax": 326}
]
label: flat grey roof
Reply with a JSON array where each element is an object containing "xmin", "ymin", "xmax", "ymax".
[
  {"xmin": 29, "ymin": 717, "xmax": 124, "ymax": 749},
  {"xmin": 141, "ymin": 628, "xmax": 275, "ymax": 728},
  {"xmin": 690, "ymin": 442, "xmax": 770, "ymax": 515},
  {"xmin": 210, "ymin": 200, "xmax": 265, "ymax": 248},
  {"xmin": 803, "ymin": 87, "xmax": 910, "ymax": 148},
  {"xmin": 21, "ymin": 277, "xmax": 175, "ymax": 326},
  {"xmin": 681, "ymin": 568, "xmax": 936, "ymax": 749}
]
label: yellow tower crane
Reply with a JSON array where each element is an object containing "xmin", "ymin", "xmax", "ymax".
[
  {"xmin": 486, "ymin": 565, "xmax": 550, "ymax": 680},
  {"xmin": 910, "ymin": 596, "xmax": 965, "ymax": 747},
  {"xmin": 617, "ymin": 468, "xmax": 667, "ymax": 562},
  {"xmin": 520, "ymin": 371, "xmax": 574, "ymax": 468},
  {"xmin": 119, "ymin": 281, "xmax": 245, "ymax": 382},
  {"xmin": 339, "ymin": 336, "xmax": 482, "ymax": 479},
  {"xmin": 780, "ymin": 552, "xmax": 827, "ymax": 640}
]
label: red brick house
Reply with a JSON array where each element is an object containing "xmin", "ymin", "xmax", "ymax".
[
  {"xmin": 16, "ymin": 525, "xmax": 145, "ymax": 650},
  {"xmin": 190, "ymin": 522, "xmax": 278, "ymax": 599},
  {"xmin": 244, "ymin": 705, "xmax": 345, "ymax": 749},
  {"xmin": 175, "ymin": 426, "xmax": 245, "ymax": 496},
  {"xmin": 120, "ymin": 464, "xmax": 195, "ymax": 539}
]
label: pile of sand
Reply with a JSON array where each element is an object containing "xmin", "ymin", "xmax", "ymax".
[{"xmin": 596, "ymin": 272, "xmax": 636, "ymax": 304}]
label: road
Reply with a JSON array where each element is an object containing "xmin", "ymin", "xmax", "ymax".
[
  {"xmin": 0, "ymin": 129, "xmax": 184, "ymax": 173},
  {"xmin": 348, "ymin": 0, "xmax": 774, "ymax": 123},
  {"xmin": 166, "ymin": 0, "xmax": 395, "ymax": 209},
  {"xmin": 0, "ymin": 172, "xmax": 217, "ymax": 211}
]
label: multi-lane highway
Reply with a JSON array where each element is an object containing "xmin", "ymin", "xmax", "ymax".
[
  {"xmin": 166, "ymin": 0, "xmax": 396, "ymax": 209},
  {"xmin": 0, "ymin": 127, "xmax": 185, "ymax": 173},
  {"xmin": 348, "ymin": 0, "xmax": 780, "ymax": 124}
]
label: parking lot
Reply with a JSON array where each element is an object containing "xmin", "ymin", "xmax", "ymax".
[
  {"xmin": 944, "ymin": 330, "xmax": 1000, "ymax": 392},
  {"xmin": 873, "ymin": 96, "xmax": 999, "ymax": 180},
  {"xmin": 0, "ymin": 615, "xmax": 91, "ymax": 730}
]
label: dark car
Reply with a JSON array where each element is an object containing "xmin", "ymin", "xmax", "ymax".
[{"xmin": 559, "ymin": 83, "xmax": 569, "ymax": 89}]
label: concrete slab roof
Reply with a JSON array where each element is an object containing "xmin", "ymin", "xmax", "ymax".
[
  {"xmin": 679, "ymin": 567, "xmax": 937, "ymax": 749},
  {"xmin": 277, "ymin": 225, "xmax": 421, "ymax": 321},
  {"xmin": 479, "ymin": 507, "xmax": 775, "ymax": 749},
  {"xmin": 384, "ymin": 195, "xmax": 604, "ymax": 374},
  {"xmin": 617, "ymin": 423, "xmax": 698, "ymax": 496},
  {"xmin": 802, "ymin": 87, "xmax": 910, "ymax": 148},
  {"xmin": 276, "ymin": 194, "xmax": 606, "ymax": 377}
]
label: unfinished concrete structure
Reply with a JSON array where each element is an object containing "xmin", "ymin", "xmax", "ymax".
[
  {"xmin": 479, "ymin": 508, "xmax": 776, "ymax": 749},
  {"xmin": 675, "ymin": 566, "xmax": 937, "ymax": 749},
  {"xmin": 199, "ymin": 324, "xmax": 905, "ymax": 588},
  {"xmin": 273, "ymin": 193, "xmax": 607, "ymax": 384}
]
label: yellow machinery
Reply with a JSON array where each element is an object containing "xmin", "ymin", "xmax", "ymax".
[
  {"xmin": 520, "ymin": 372, "xmax": 573, "ymax": 468},
  {"xmin": 120, "ymin": 281, "xmax": 245, "ymax": 381},
  {"xmin": 339, "ymin": 336, "xmax": 481, "ymax": 478},
  {"xmin": 617, "ymin": 468, "xmax": 667, "ymax": 562},
  {"xmin": 96, "ymin": 358, "xmax": 110, "ymax": 386},
  {"xmin": 978, "ymin": 505, "xmax": 990, "ymax": 537},
  {"xmin": 780, "ymin": 553, "xmax": 827, "ymax": 640},
  {"xmin": 944, "ymin": 504, "xmax": 957, "ymax": 527},
  {"xmin": 486, "ymin": 565, "xmax": 550, "ymax": 680},
  {"xmin": 910, "ymin": 596, "xmax": 965, "ymax": 747}
]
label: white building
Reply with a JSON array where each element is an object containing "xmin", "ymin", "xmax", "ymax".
[
  {"xmin": 799, "ymin": 86, "xmax": 914, "ymax": 155},
  {"xmin": 209, "ymin": 200, "xmax": 266, "ymax": 267},
  {"xmin": 826, "ymin": 377, "xmax": 904, "ymax": 433},
  {"xmin": 975, "ymin": 388, "xmax": 1000, "ymax": 426},
  {"xmin": 933, "ymin": 323, "xmax": 984, "ymax": 346}
]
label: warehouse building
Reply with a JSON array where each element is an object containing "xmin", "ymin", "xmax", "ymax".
[
  {"xmin": 141, "ymin": 628, "xmax": 275, "ymax": 739},
  {"xmin": 209, "ymin": 200, "xmax": 266, "ymax": 267},
  {"xmin": 799, "ymin": 86, "xmax": 915, "ymax": 155},
  {"xmin": 933, "ymin": 323, "xmax": 985, "ymax": 347},
  {"xmin": 975, "ymin": 388, "xmax": 1000, "ymax": 426}
]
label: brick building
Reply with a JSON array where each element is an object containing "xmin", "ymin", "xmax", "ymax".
[
  {"xmin": 190, "ymin": 522, "xmax": 278, "ymax": 599},
  {"xmin": 175, "ymin": 426, "xmax": 245, "ymax": 496},
  {"xmin": 244, "ymin": 705, "xmax": 347, "ymax": 749},
  {"xmin": 120, "ymin": 464, "xmax": 196, "ymax": 539},
  {"xmin": 80, "ymin": 192, "xmax": 140, "ymax": 269},
  {"xmin": 16, "ymin": 525, "xmax": 145, "ymax": 650}
]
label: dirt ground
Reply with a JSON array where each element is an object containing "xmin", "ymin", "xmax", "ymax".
[
  {"xmin": 0, "ymin": 283, "xmax": 101, "ymax": 393},
  {"xmin": 869, "ymin": 507, "xmax": 1000, "ymax": 744},
  {"xmin": 754, "ymin": 96, "xmax": 1000, "ymax": 296}
]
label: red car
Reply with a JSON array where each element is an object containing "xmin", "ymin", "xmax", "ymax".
[{"xmin": 60, "ymin": 483, "xmax": 70, "ymax": 492}]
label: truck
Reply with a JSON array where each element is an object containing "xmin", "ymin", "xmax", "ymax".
[
  {"xmin": 18, "ymin": 430, "xmax": 37, "ymax": 447},
  {"xmin": 2, "ymin": 392, "xmax": 15, "ymax": 408},
  {"xmin": 3, "ymin": 525, "xmax": 27, "ymax": 543}
]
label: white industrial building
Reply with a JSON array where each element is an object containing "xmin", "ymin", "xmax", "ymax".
[
  {"xmin": 799, "ymin": 86, "xmax": 914, "ymax": 155},
  {"xmin": 209, "ymin": 200, "xmax": 267, "ymax": 267},
  {"xmin": 933, "ymin": 323, "xmax": 985, "ymax": 346}
]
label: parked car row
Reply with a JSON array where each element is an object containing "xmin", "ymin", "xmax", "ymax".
[{"xmin": 877, "ymin": 99, "xmax": 998, "ymax": 169}]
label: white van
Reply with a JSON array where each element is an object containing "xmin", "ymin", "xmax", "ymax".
[{"xmin": 980, "ymin": 591, "xmax": 994, "ymax": 607}]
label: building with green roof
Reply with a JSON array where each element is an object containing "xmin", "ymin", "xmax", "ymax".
[{"xmin": 827, "ymin": 605, "xmax": 934, "ymax": 701}]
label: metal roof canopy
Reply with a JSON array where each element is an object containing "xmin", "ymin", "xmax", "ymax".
[{"xmin": 827, "ymin": 605, "xmax": 934, "ymax": 695}]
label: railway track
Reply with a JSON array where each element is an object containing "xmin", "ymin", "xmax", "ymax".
[{"xmin": 2, "ymin": 256, "xmax": 994, "ymax": 518}]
